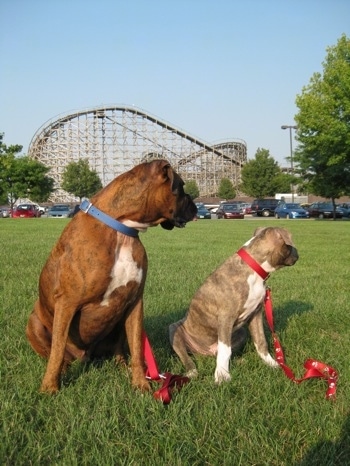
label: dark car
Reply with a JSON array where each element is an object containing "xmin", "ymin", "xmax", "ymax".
[
  {"xmin": 196, "ymin": 205, "xmax": 211, "ymax": 219},
  {"xmin": 251, "ymin": 199, "xmax": 279, "ymax": 217},
  {"xmin": 336, "ymin": 203, "xmax": 350, "ymax": 218},
  {"xmin": 307, "ymin": 202, "xmax": 343, "ymax": 219},
  {"xmin": 12, "ymin": 204, "xmax": 41, "ymax": 218},
  {"xmin": 274, "ymin": 203, "xmax": 310, "ymax": 219},
  {"xmin": 216, "ymin": 203, "xmax": 244, "ymax": 219}
]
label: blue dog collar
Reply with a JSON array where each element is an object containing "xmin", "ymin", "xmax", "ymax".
[{"xmin": 79, "ymin": 199, "xmax": 139, "ymax": 238}]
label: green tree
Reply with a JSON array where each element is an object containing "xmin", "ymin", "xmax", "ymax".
[
  {"xmin": 218, "ymin": 178, "xmax": 236, "ymax": 199},
  {"xmin": 0, "ymin": 142, "xmax": 21, "ymax": 204},
  {"xmin": 294, "ymin": 34, "xmax": 350, "ymax": 215},
  {"xmin": 184, "ymin": 180, "xmax": 199, "ymax": 199},
  {"xmin": 273, "ymin": 172, "xmax": 296, "ymax": 193},
  {"xmin": 240, "ymin": 148, "xmax": 281, "ymax": 197},
  {"xmin": 62, "ymin": 159, "xmax": 102, "ymax": 200},
  {"xmin": 0, "ymin": 142, "xmax": 54, "ymax": 206}
]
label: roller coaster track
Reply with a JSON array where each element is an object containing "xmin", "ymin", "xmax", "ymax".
[{"xmin": 28, "ymin": 104, "xmax": 247, "ymax": 202}]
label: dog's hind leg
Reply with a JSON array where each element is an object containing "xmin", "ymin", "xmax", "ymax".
[
  {"xmin": 40, "ymin": 301, "xmax": 77, "ymax": 394},
  {"xmin": 169, "ymin": 321, "xmax": 198, "ymax": 378},
  {"xmin": 26, "ymin": 302, "xmax": 83, "ymax": 373},
  {"xmin": 26, "ymin": 307, "xmax": 52, "ymax": 359},
  {"xmin": 248, "ymin": 309, "xmax": 279, "ymax": 368}
]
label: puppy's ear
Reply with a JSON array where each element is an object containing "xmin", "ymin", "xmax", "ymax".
[
  {"xmin": 253, "ymin": 227, "xmax": 266, "ymax": 237},
  {"xmin": 275, "ymin": 228, "xmax": 294, "ymax": 246}
]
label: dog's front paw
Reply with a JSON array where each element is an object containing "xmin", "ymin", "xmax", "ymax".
[
  {"xmin": 40, "ymin": 380, "xmax": 60, "ymax": 394},
  {"xmin": 259, "ymin": 352, "xmax": 280, "ymax": 368},
  {"xmin": 186, "ymin": 368, "xmax": 198, "ymax": 379},
  {"xmin": 214, "ymin": 367, "xmax": 231, "ymax": 383},
  {"xmin": 133, "ymin": 378, "xmax": 152, "ymax": 392}
]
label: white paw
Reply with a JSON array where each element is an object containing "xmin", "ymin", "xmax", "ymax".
[
  {"xmin": 259, "ymin": 352, "xmax": 280, "ymax": 368},
  {"xmin": 214, "ymin": 367, "xmax": 231, "ymax": 383}
]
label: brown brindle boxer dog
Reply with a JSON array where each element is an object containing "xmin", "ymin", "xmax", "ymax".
[
  {"xmin": 26, "ymin": 159, "xmax": 197, "ymax": 394},
  {"xmin": 169, "ymin": 227, "xmax": 298, "ymax": 382}
]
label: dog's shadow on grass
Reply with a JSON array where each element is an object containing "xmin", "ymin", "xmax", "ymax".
[
  {"xmin": 269, "ymin": 300, "xmax": 314, "ymax": 332},
  {"xmin": 145, "ymin": 299, "xmax": 314, "ymax": 346}
]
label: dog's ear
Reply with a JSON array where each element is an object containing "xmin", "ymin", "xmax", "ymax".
[
  {"xmin": 275, "ymin": 228, "xmax": 294, "ymax": 246},
  {"xmin": 253, "ymin": 227, "xmax": 267, "ymax": 237},
  {"xmin": 160, "ymin": 162, "xmax": 186, "ymax": 195},
  {"xmin": 256, "ymin": 227, "xmax": 294, "ymax": 247},
  {"xmin": 159, "ymin": 160, "xmax": 172, "ymax": 178},
  {"xmin": 149, "ymin": 159, "xmax": 186, "ymax": 196},
  {"xmin": 152, "ymin": 160, "xmax": 173, "ymax": 183}
]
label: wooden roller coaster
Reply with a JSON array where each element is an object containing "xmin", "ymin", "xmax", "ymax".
[{"xmin": 28, "ymin": 105, "xmax": 247, "ymax": 202}]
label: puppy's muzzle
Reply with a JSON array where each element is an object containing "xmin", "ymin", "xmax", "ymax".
[{"xmin": 285, "ymin": 246, "xmax": 299, "ymax": 266}]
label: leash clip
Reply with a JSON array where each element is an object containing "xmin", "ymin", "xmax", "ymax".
[{"xmin": 146, "ymin": 373, "xmax": 167, "ymax": 381}]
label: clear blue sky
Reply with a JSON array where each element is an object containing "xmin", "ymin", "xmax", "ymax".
[{"xmin": 1, "ymin": 0, "xmax": 349, "ymax": 165}]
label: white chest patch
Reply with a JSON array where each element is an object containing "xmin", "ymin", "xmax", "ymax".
[
  {"xmin": 101, "ymin": 246, "xmax": 143, "ymax": 306},
  {"xmin": 238, "ymin": 274, "xmax": 266, "ymax": 322}
]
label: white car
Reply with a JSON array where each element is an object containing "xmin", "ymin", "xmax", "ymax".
[{"xmin": 33, "ymin": 204, "xmax": 46, "ymax": 215}]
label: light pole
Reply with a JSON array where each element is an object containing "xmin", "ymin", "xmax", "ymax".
[{"xmin": 281, "ymin": 125, "xmax": 297, "ymax": 202}]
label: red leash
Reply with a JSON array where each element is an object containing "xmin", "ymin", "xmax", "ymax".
[
  {"xmin": 142, "ymin": 330, "xmax": 190, "ymax": 404},
  {"xmin": 237, "ymin": 248, "xmax": 338, "ymax": 399},
  {"xmin": 264, "ymin": 288, "xmax": 338, "ymax": 399}
]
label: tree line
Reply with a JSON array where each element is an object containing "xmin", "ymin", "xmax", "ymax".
[
  {"xmin": 0, "ymin": 139, "xmax": 102, "ymax": 208},
  {"xmin": 1, "ymin": 35, "xmax": 349, "ymax": 206}
]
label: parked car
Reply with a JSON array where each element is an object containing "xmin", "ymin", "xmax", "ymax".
[
  {"xmin": 216, "ymin": 203, "xmax": 244, "ymax": 219},
  {"xmin": 274, "ymin": 203, "xmax": 310, "ymax": 219},
  {"xmin": 196, "ymin": 205, "xmax": 211, "ymax": 219},
  {"xmin": 0, "ymin": 207, "xmax": 10, "ymax": 218},
  {"xmin": 208, "ymin": 202, "xmax": 225, "ymax": 214},
  {"xmin": 306, "ymin": 202, "xmax": 343, "ymax": 219},
  {"xmin": 251, "ymin": 199, "xmax": 280, "ymax": 217},
  {"xmin": 34, "ymin": 204, "xmax": 46, "ymax": 215},
  {"xmin": 47, "ymin": 204, "xmax": 72, "ymax": 218},
  {"xmin": 68, "ymin": 204, "xmax": 81, "ymax": 218},
  {"xmin": 336, "ymin": 203, "xmax": 350, "ymax": 218},
  {"xmin": 240, "ymin": 202, "xmax": 253, "ymax": 215},
  {"xmin": 12, "ymin": 204, "xmax": 41, "ymax": 218}
]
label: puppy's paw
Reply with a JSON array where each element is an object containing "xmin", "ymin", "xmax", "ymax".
[
  {"xmin": 214, "ymin": 367, "xmax": 231, "ymax": 383},
  {"xmin": 259, "ymin": 352, "xmax": 280, "ymax": 368}
]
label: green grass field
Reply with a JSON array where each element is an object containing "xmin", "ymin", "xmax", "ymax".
[{"xmin": 1, "ymin": 217, "xmax": 349, "ymax": 465}]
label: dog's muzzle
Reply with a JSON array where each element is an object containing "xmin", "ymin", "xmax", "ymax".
[{"xmin": 161, "ymin": 195, "xmax": 197, "ymax": 230}]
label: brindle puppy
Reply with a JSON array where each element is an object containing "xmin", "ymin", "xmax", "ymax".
[{"xmin": 169, "ymin": 227, "xmax": 298, "ymax": 382}]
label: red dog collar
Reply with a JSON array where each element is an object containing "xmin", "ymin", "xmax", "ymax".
[{"xmin": 236, "ymin": 248, "xmax": 269, "ymax": 281}]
